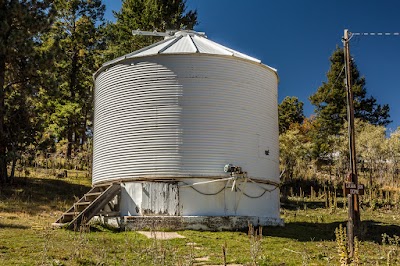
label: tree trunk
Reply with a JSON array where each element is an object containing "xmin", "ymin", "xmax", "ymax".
[
  {"xmin": 66, "ymin": 123, "xmax": 73, "ymax": 159},
  {"xmin": 10, "ymin": 155, "xmax": 16, "ymax": 181},
  {"xmin": 0, "ymin": 54, "xmax": 8, "ymax": 183},
  {"xmin": 369, "ymin": 165, "xmax": 373, "ymax": 188},
  {"xmin": 66, "ymin": 33, "xmax": 78, "ymax": 159},
  {"xmin": 81, "ymin": 107, "xmax": 88, "ymax": 145}
]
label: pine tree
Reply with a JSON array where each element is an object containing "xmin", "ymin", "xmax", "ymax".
[
  {"xmin": 0, "ymin": 0, "xmax": 54, "ymax": 183},
  {"xmin": 309, "ymin": 47, "xmax": 391, "ymax": 137},
  {"xmin": 104, "ymin": 0, "xmax": 198, "ymax": 61},
  {"xmin": 40, "ymin": 0, "xmax": 105, "ymax": 159},
  {"xmin": 278, "ymin": 96, "xmax": 304, "ymax": 134}
]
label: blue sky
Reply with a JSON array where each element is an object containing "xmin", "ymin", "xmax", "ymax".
[{"xmin": 103, "ymin": 0, "xmax": 399, "ymax": 132}]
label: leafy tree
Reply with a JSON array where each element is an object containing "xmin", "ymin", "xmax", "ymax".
[
  {"xmin": 104, "ymin": 0, "xmax": 198, "ymax": 60},
  {"xmin": 279, "ymin": 118, "xmax": 315, "ymax": 181},
  {"xmin": 355, "ymin": 120, "xmax": 386, "ymax": 187},
  {"xmin": 278, "ymin": 96, "xmax": 304, "ymax": 134},
  {"xmin": 309, "ymin": 47, "xmax": 391, "ymax": 137},
  {"xmin": 0, "ymin": 0, "xmax": 54, "ymax": 183},
  {"xmin": 386, "ymin": 128, "xmax": 400, "ymax": 184},
  {"xmin": 39, "ymin": 0, "xmax": 105, "ymax": 159}
]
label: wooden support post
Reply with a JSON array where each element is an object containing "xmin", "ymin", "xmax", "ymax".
[{"xmin": 343, "ymin": 29, "xmax": 361, "ymax": 257}]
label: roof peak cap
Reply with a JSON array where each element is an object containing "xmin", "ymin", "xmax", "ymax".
[
  {"xmin": 132, "ymin": 29, "xmax": 207, "ymax": 39},
  {"xmin": 173, "ymin": 30, "xmax": 207, "ymax": 38}
]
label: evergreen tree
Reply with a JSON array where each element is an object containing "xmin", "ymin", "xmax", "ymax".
[
  {"xmin": 309, "ymin": 47, "xmax": 391, "ymax": 138},
  {"xmin": 0, "ymin": 0, "xmax": 54, "ymax": 183},
  {"xmin": 104, "ymin": 0, "xmax": 197, "ymax": 61},
  {"xmin": 278, "ymin": 96, "xmax": 304, "ymax": 134},
  {"xmin": 40, "ymin": 0, "xmax": 105, "ymax": 159}
]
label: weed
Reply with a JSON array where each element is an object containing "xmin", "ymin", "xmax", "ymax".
[
  {"xmin": 222, "ymin": 240, "xmax": 227, "ymax": 266},
  {"xmin": 39, "ymin": 226, "xmax": 53, "ymax": 265},
  {"xmin": 335, "ymin": 224, "xmax": 349, "ymax": 265},
  {"xmin": 382, "ymin": 233, "xmax": 400, "ymax": 266},
  {"xmin": 282, "ymin": 246, "xmax": 310, "ymax": 266},
  {"xmin": 248, "ymin": 223, "xmax": 263, "ymax": 266},
  {"xmin": 352, "ymin": 237, "xmax": 360, "ymax": 266},
  {"xmin": 335, "ymin": 224, "xmax": 361, "ymax": 266}
]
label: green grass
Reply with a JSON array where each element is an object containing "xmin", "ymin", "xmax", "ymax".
[{"xmin": 0, "ymin": 173, "xmax": 399, "ymax": 265}]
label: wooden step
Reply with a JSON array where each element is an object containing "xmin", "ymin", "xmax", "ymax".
[
  {"xmin": 75, "ymin": 201, "xmax": 91, "ymax": 206},
  {"xmin": 63, "ymin": 212, "xmax": 78, "ymax": 216},
  {"xmin": 51, "ymin": 222, "xmax": 67, "ymax": 228},
  {"xmin": 85, "ymin": 192, "xmax": 102, "ymax": 197},
  {"xmin": 92, "ymin": 184, "xmax": 113, "ymax": 193},
  {"xmin": 61, "ymin": 215, "xmax": 74, "ymax": 223},
  {"xmin": 74, "ymin": 202, "xmax": 91, "ymax": 212},
  {"xmin": 58, "ymin": 211, "xmax": 79, "ymax": 223},
  {"xmin": 84, "ymin": 192, "xmax": 102, "ymax": 201},
  {"xmin": 94, "ymin": 183, "xmax": 112, "ymax": 188}
]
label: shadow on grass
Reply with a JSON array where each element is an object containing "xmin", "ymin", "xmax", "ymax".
[
  {"xmin": 281, "ymin": 198, "xmax": 348, "ymax": 210},
  {"xmin": 0, "ymin": 176, "xmax": 90, "ymax": 215},
  {"xmin": 0, "ymin": 223, "xmax": 30, "ymax": 229},
  {"xmin": 265, "ymin": 220, "xmax": 400, "ymax": 244},
  {"xmin": 265, "ymin": 221, "xmax": 340, "ymax": 242},
  {"xmin": 359, "ymin": 220, "xmax": 400, "ymax": 243},
  {"xmin": 281, "ymin": 199, "xmax": 326, "ymax": 210}
]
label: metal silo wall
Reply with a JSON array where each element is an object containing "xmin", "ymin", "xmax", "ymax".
[{"xmin": 93, "ymin": 55, "xmax": 278, "ymax": 185}]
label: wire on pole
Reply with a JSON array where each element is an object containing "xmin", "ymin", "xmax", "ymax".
[{"xmin": 351, "ymin": 32, "xmax": 400, "ymax": 36}]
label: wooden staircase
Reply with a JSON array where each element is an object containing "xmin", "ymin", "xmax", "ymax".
[{"xmin": 53, "ymin": 183, "xmax": 121, "ymax": 230}]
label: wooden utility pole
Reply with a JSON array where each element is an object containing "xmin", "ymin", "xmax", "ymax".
[{"xmin": 343, "ymin": 29, "xmax": 361, "ymax": 257}]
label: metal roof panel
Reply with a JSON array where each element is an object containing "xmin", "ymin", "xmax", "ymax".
[
  {"xmin": 191, "ymin": 35, "xmax": 232, "ymax": 55},
  {"xmin": 162, "ymin": 35, "xmax": 197, "ymax": 54}
]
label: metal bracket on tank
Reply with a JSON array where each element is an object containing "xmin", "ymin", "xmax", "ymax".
[
  {"xmin": 223, "ymin": 164, "xmax": 247, "ymax": 192},
  {"xmin": 223, "ymin": 164, "xmax": 249, "ymax": 213}
]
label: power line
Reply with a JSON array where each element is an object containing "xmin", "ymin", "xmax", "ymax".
[
  {"xmin": 351, "ymin": 32, "xmax": 400, "ymax": 36},
  {"xmin": 331, "ymin": 65, "xmax": 346, "ymax": 90},
  {"xmin": 319, "ymin": 65, "xmax": 345, "ymax": 104}
]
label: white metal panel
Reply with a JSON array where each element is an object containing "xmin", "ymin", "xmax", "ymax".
[
  {"xmin": 120, "ymin": 182, "xmax": 179, "ymax": 216},
  {"xmin": 192, "ymin": 35, "xmax": 261, "ymax": 63},
  {"xmin": 178, "ymin": 178, "xmax": 280, "ymax": 217},
  {"xmin": 93, "ymin": 55, "xmax": 279, "ymax": 185},
  {"xmin": 191, "ymin": 35, "xmax": 232, "ymax": 55},
  {"xmin": 141, "ymin": 183, "xmax": 180, "ymax": 215},
  {"xmin": 120, "ymin": 182, "xmax": 142, "ymax": 216},
  {"xmin": 162, "ymin": 35, "xmax": 197, "ymax": 54},
  {"xmin": 134, "ymin": 37, "xmax": 177, "ymax": 57}
]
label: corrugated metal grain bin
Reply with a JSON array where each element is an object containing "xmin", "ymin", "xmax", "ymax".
[{"xmin": 93, "ymin": 30, "xmax": 282, "ymax": 229}]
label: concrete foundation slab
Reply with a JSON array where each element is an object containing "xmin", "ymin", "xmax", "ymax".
[
  {"xmin": 123, "ymin": 215, "xmax": 284, "ymax": 231},
  {"xmin": 137, "ymin": 231, "xmax": 185, "ymax": 239}
]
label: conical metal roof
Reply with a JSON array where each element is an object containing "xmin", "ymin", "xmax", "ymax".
[{"xmin": 96, "ymin": 30, "xmax": 277, "ymax": 78}]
